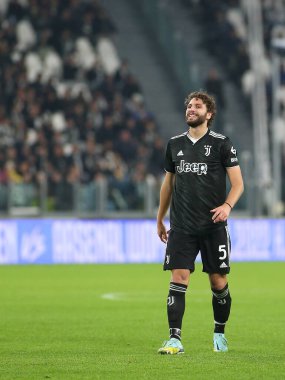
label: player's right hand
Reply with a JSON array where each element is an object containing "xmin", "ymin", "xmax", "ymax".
[{"xmin": 157, "ymin": 221, "xmax": 168, "ymax": 243}]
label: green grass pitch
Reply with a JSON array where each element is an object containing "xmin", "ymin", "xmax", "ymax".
[{"xmin": 0, "ymin": 262, "xmax": 284, "ymax": 379}]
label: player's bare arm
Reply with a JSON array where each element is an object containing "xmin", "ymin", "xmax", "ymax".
[
  {"xmin": 157, "ymin": 172, "xmax": 175, "ymax": 243},
  {"xmin": 211, "ymin": 166, "xmax": 244, "ymax": 223}
]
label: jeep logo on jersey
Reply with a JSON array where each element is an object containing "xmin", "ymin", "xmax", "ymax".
[
  {"xmin": 204, "ymin": 145, "xmax": 212, "ymax": 156},
  {"xmin": 176, "ymin": 160, "xmax": 207, "ymax": 175}
]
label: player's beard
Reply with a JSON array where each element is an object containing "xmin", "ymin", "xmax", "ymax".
[{"xmin": 186, "ymin": 112, "xmax": 208, "ymax": 128}]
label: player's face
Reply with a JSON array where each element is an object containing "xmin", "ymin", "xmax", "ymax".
[{"xmin": 185, "ymin": 98, "xmax": 211, "ymax": 128}]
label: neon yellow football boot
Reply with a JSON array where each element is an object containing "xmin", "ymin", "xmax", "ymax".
[{"xmin": 158, "ymin": 338, "xmax": 184, "ymax": 355}]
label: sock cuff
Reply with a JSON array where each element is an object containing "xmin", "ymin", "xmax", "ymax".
[
  {"xmin": 214, "ymin": 320, "xmax": 226, "ymax": 325},
  {"xmin": 212, "ymin": 283, "xmax": 229, "ymax": 299},
  {"xmin": 169, "ymin": 328, "xmax": 181, "ymax": 340},
  {"xmin": 170, "ymin": 282, "xmax": 187, "ymax": 294}
]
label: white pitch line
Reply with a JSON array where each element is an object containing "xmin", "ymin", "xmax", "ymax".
[
  {"xmin": 100, "ymin": 290, "xmax": 210, "ymax": 301},
  {"xmin": 101, "ymin": 292, "xmax": 126, "ymax": 301}
]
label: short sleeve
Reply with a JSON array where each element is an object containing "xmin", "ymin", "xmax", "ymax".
[
  {"xmin": 164, "ymin": 141, "xmax": 175, "ymax": 173},
  {"xmin": 221, "ymin": 138, "xmax": 239, "ymax": 167}
]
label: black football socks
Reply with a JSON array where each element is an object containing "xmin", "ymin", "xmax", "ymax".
[
  {"xmin": 167, "ymin": 282, "xmax": 188, "ymax": 340},
  {"xmin": 212, "ymin": 283, "xmax": 232, "ymax": 334}
]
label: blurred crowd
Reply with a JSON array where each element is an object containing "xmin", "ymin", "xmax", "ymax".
[
  {"xmin": 182, "ymin": 0, "xmax": 250, "ymax": 87},
  {"xmin": 0, "ymin": 0, "xmax": 165, "ymax": 211},
  {"xmin": 182, "ymin": 0, "xmax": 285, "ymax": 204},
  {"xmin": 182, "ymin": 0, "xmax": 285, "ymax": 104}
]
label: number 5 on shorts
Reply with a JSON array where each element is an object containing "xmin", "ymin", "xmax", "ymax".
[{"xmin": 218, "ymin": 244, "xmax": 227, "ymax": 260}]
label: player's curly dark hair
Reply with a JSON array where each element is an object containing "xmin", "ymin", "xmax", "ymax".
[{"xmin": 184, "ymin": 91, "xmax": 216, "ymax": 127}]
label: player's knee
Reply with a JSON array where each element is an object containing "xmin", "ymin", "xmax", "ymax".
[
  {"xmin": 171, "ymin": 269, "xmax": 190, "ymax": 285},
  {"xmin": 209, "ymin": 273, "xmax": 227, "ymax": 290}
]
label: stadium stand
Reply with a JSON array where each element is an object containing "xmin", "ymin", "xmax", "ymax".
[
  {"xmin": 182, "ymin": 0, "xmax": 285, "ymax": 112},
  {"xmin": 0, "ymin": 0, "xmax": 164, "ymax": 213},
  {"xmin": 181, "ymin": 0, "xmax": 285, "ymax": 212},
  {"xmin": 1, "ymin": 0, "xmax": 284, "ymax": 215},
  {"xmin": 182, "ymin": 0, "xmax": 250, "ymax": 87}
]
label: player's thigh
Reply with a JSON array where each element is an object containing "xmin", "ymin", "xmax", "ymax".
[
  {"xmin": 164, "ymin": 229, "xmax": 200, "ymax": 272},
  {"xmin": 199, "ymin": 226, "xmax": 231, "ymax": 274}
]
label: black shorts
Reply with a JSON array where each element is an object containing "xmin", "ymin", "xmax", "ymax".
[{"xmin": 164, "ymin": 227, "xmax": 231, "ymax": 274}]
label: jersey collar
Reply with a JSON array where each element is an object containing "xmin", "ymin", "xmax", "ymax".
[{"xmin": 186, "ymin": 128, "xmax": 210, "ymax": 145}]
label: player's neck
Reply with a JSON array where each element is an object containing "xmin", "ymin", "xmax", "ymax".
[{"xmin": 188, "ymin": 125, "xmax": 208, "ymax": 140}]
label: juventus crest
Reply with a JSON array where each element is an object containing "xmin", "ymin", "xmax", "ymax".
[{"xmin": 204, "ymin": 145, "xmax": 212, "ymax": 156}]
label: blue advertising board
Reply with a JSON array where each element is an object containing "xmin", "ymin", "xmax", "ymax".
[{"xmin": 0, "ymin": 219, "xmax": 284, "ymax": 264}]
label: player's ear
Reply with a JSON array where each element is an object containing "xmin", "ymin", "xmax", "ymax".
[{"xmin": 206, "ymin": 112, "xmax": 212, "ymax": 121}]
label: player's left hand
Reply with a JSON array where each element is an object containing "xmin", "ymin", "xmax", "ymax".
[{"xmin": 210, "ymin": 203, "xmax": 231, "ymax": 223}]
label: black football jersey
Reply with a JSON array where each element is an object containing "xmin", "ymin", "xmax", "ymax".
[{"xmin": 164, "ymin": 129, "xmax": 239, "ymax": 234}]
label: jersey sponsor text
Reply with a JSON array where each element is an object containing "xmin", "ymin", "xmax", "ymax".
[{"xmin": 176, "ymin": 160, "xmax": 208, "ymax": 175}]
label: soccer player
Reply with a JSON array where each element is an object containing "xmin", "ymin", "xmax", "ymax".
[{"xmin": 157, "ymin": 91, "xmax": 244, "ymax": 354}]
